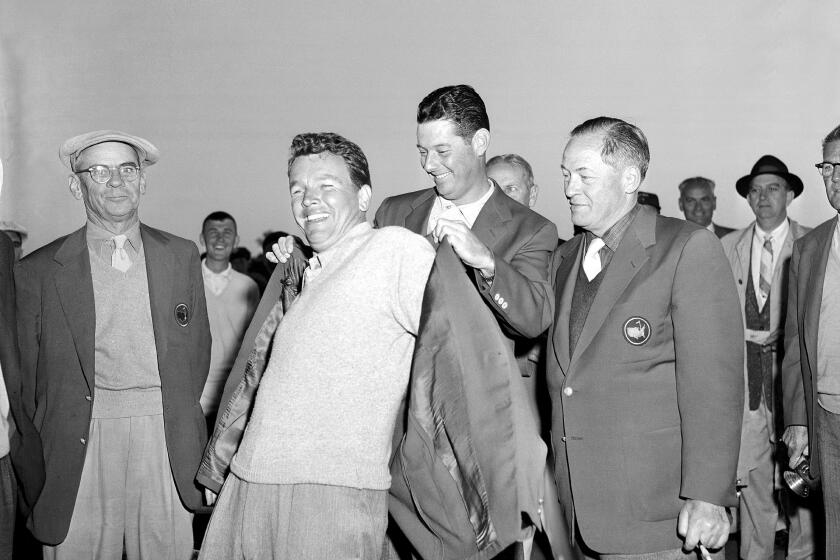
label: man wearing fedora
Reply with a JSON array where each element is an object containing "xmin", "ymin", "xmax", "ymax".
[
  {"xmin": 782, "ymin": 123, "xmax": 840, "ymax": 558},
  {"xmin": 721, "ymin": 154, "xmax": 814, "ymax": 560},
  {"xmin": 15, "ymin": 130, "xmax": 211, "ymax": 559}
]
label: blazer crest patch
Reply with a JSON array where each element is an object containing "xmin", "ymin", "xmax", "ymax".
[
  {"xmin": 174, "ymin": 303, "xmax": 190, "ymax": 327},
  {"xmin": 623, "ymin": 317, "xmax": 651, "ymax": 346}
]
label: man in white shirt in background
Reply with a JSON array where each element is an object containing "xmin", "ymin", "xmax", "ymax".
[{"xmin": 199, "ymin": 211, "xmax": 259, "ymax": 424}]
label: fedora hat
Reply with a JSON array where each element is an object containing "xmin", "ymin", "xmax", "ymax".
[{"xmin": 736, "ymin": 154, "xmax": 803, "ymax": 198}]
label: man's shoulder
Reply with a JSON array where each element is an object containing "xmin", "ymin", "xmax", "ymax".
[
  {"xmin": 652, "ymin": 213, "xmax": 721, "ymax": 252},
  {"xmin": 379, "ymin": 187, "xmax": 434, "ymax": 208},
  {"xmin": 229, "ymin": 268, "xmax": 259, "ymax": 290},
  {"xmin": 19, "ymin": 229, "xmax": 82, "ymax": 271},
  {"xmin": 141, "ymin": 223, "xmax": 196, "ymax": 253},
  {"xmin": 371, "ymin": 225, "xmax": 435, "ymax": 255},
  {"xmin": 796, "ymin": 216, "xmax": 835, "ymax": 248},
  {"xmin": 494, "ymin": 190, "xmax": 555, "ymax": 232}
]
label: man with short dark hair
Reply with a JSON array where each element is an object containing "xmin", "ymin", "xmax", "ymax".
[
  {"xmin": 16, "ymin": 130, "xmax": 211, "ymax": 559},
  {"xmin": 783, "ymin": 123, "xmax": 840, "ymax": 557},
  {"xmin": 548, "ymin": 116, "xmax": 744, "ymax": 559},
  {"xmin": 198, "ymin": 211, "xmax": 258, "ymax": 422},
  {"xmin": 722, "ymin": 155, "xmax": 813, "ymax": 560},
  {"xmin": 678, "ymin": 176, "xmax": 735, "ymax": 237},
  {"xmin": 198, "ymin": 132, "xmax": 435, "ymax": 559},
  {"xmin": 375, "ymin": 84, "xmax": 558, "ymax": 556}
]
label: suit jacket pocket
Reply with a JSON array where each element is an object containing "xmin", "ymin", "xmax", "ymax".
[{"xmin": 622, "ymin": 425, "xmax": 684, "ymax": 522}]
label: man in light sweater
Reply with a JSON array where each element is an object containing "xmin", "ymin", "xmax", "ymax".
[
  {"xmin": 199, "ymin": 132, "xmax": 435, "ymax": 559},
  {"xmin": 198, "ymin": 211, "xmax": 259, "ymax": 424}
]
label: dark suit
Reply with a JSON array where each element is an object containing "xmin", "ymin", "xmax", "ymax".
[
  {"xmin": 548, "ymin": 206, "xmax": 744, "ymax": 554},
  {"xmin": 15, "ymin": 224, "xmax": 211, "ymax": 545},
  {"xmin": 375, "ymin": 184, "xmax": 557, "ymax": 342},
  {"xmin": 713, "ymin": 223, "xmax": 735, "ymax": 238}
]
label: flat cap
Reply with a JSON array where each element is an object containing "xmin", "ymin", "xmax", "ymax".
[{"xmin": 60, "ymin": 130, "xmax": 159, "ymax": 170}]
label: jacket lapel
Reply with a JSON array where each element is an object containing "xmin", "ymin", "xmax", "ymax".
[
  {"xmin": 53, "ymin": 228, "xmax": 96, "ymax": 390},
  {"xmin": 470, "ymin": 185, "xmax": 509, "ymax": 248},
  {"xmin": 404, "ymin": 189, "xmax": 436, "ymax": 235},
  {"xmin": 141, "ymin": 225, "xmax": 174, "ymax": 372},
  {"xmin": 551, "ymin": 238, "xmax": 583, "ymax": 375},
  {"xmin": 802, "ymin": 218, "xmax": 835, "ymax": 372},
  {"xmin": 569, "ymin": 210, "xmax": 652, "ymax": 369}
]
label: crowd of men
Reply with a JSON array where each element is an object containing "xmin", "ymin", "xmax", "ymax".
[{"xmin": 0, "ymin": 84, "xmax": 839, "ymax": 560}]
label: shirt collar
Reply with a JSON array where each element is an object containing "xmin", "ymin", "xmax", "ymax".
[
  {"xmin": 753, "ymin": 218, "xmax": 789, "ymax": 244},
  {"xmin": 202, "ymin": 259, "xmax": 232, "ymax": 278},
  {"xmin": 597, "ymin": 204, "xmax": 641, "ymax": 252},
  {"xmin": 706, "ymin": 222, "xmax": 716, "ymax": 233},
  {"xmin": 432, "ymin": 178, "xmax": 494, "ymax": 229},
  {"xmin": 85, "ymin": 219, "xmax": 142, "ymax": 254}
]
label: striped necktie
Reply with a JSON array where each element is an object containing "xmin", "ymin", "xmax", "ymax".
[{"xmin": 758, "ymin": 235, "xmax": 772, "ymax": 305}]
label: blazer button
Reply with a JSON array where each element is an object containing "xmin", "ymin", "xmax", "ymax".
[
  {"xmin": 85, "ymin": 395, "xmax": 92, "ymax": 401},
  {"xmin": 80, "ymin": 438, "xmax": 86, "ymax": 445},
  {"xmin": 561, "ymin": 436, "xmax": 567, "ymax": 442},
  {"xmin": 563, "ymin": 387, "xmax": 573, "ymax": 397},
  {"xmin": 501, "ymin": 302, "xmax": 508, "ymax": 310}
]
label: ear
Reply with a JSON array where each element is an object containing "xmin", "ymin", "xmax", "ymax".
[
  {"xmin": 199, "ymin": 234, "xmax": 206, "ymax": 249},
  {"xmin": 677, "ymin": 197, "xmax": 685, "ymax": 212},
  {"xmin": 69, "ymin": 174, "xmax": 83, "ymax": 200},
  {"xmin": 357, "ymin": 184, "xmax": 372, "ymax": 212},
  {"xmin": 139, "ymin": 172, "xmax": 147, "ymax": 195},
  {"xmin": 528, "ymin": 184, "xmax": 539, "ymax": 208},
  {"xmin": 471, "ymin": 128, "xmax": 490, "ymax": 158},
  {"xmin": 621, "ymin": 166, "xmax": 642, "ymax": 194},
  {"xmin": 234, "ymin": 234, "xmax": 240, "ymax": 248},
  {"xmin": 785, "ymin": 189, "xmax": 795, "ymax": 207},
  {"xmin": 711, "ymin": 195, "xmax": 717, "ymax": 211}
]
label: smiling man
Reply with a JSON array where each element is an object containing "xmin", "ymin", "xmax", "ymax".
[
  {"xmin": 15, "ymin": 130, "xmax": 210, "ymax": 559},
  {"xmin": 198, "ymin": 211, "xmax": 258, "ymax": 423},
  {"xmin": 547, "ymin": 117, "xmax": 744, "ymax": 559},
  {"xmin": 678, "ymin": 177, "xmax": 735, "ymax": 238},
  {"xmin": 198, "ymin": 132, "xmax": 434, "ymax": 559},
  {"xmin": 374, "ymin": 84, "xmax": 559, "ymax": 558}
]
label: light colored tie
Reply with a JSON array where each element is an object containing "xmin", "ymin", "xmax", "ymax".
[
  {"xmin": 758, "ymin": 235, "xmax": 772, "ymax": 304},
  {"xmin": 583, "ymin": 237, "xmax": 605, "ymax": 281},
  {"xmin": 111, "ymin": 234, "xmax": 131, "ymax": 272}
]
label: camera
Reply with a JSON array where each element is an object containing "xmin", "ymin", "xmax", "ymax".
[{"xmin": 783, "ymin": 458, "xmax": 819, "ymax": 498}]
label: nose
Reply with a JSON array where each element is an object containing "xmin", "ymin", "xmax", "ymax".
[
  {"xmin": 563, "ymin": 175, "xmax": 578, "ymax": 198},
  {"xmin": 301, "ymin": 187, "xmax": 318, "ymax": 207},
  {"xmin": 107, "ymin": 168, "xmax": 124, "ymax": 188},
  {"xmin": 423, "ymin": 151, "xmax": 438, "ymax": 174},
  {"xmin": 832, "ymin": 166, "xmax": 840, "ymax": 182}
]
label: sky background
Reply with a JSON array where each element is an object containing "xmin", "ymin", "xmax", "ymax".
[{"xmin": 1, "ymin": 1, "xmax": 839, "ymax": 254}]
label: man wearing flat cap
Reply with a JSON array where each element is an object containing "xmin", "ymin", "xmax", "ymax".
[
  {"xmin": 720, "ymin": 154, "xmax": 814, "ymax": 560},
  {"xmin": 15, "ymin": 130, "xmax": 211, "ymax": 559}
]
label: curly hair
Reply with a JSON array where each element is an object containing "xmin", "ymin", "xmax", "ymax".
[
  {"xmin": 417, "ymin": 85, "xmax": 490, "ymax": 141},
  {"xmin": 287, "ymin": 132, "xmax": 371, "ymax": 189},
  {"xmin": 570, "ymin": 117, "xmax": 650, "ymax": 181}
]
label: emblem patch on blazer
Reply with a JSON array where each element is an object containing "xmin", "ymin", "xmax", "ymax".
[
  {"xmin": 623, "ymin": 317, "xmax": 651, "ymax": 345},
  {"xmin": 174, "ymin": 303, "xmax": 190, "ymax": 327}
]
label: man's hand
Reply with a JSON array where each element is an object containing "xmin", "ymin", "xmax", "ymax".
[
  {"xmin": 782, "ymin": 425, "xmax": 809, "ymax": 468},
  {"xmin": 432, "ymin": 218, "xmax": 495, "ymax": 276},
  {"xmin": 204, "ymin": 488, "xmax": 217, "ymax": 507},
  {"xmin": 677, "ymin": 499, "xmax": 729, "ymax": 552},
  {"xmin": 265, "ymin": 236, "xmax": 296, "ymax": 264}
]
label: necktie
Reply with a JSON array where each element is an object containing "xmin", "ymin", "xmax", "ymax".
[
  {"xmin": 583, "ymin": 237, "xmax": 605, "ymax": 281},
  {"xmin": 111, "ymin": 234, "xmax": 131, "ymax": 272},
  {"xmin": 758, "ymin": 235, "xmax": 772, "ymax": 304}
]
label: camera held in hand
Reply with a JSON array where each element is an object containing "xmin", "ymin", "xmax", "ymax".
[{"xmin": 783, "ymin": 457, "xmax": 819, "ymax": 498}]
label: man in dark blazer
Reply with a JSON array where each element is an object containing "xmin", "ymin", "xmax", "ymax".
[
  {"xmin": 549, "ymin": 117, "xmax": 744, "ymax": 558},
  {"xmin": 1, "ymin": 155, "xmax": 45, "ymax": 557},
  {"xmin": 783, "ymin": 123, "xmax": 840, "ymax": 558},
  {"xmin": 678, "ymin": 176, "xmax": 736, "ymax": 237},
  {"xmin": 16, "ymin": 130, "xmax": 210, "ymax": 559},
  {"xmin": 374, "ymin": 84, "xmax": 559, "ymax": 555}
]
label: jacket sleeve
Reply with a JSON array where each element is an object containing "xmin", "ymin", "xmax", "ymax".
[
  {"xmin": 781, "ymin": 240, "xmax": 807, "ymax": 427},
  {"xmin": 475, "ymin": 220, "xmax": 557, "ymax": 339},
  {"xmin": 672, "ymin": 229, "xmax": 744, "ymax": 507},
  {"xmin": 14, "ymin": 259, "xmax": 40, "ymax": 421}
]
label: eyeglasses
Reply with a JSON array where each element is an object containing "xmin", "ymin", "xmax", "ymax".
[
  {"xmin": 75, "ymin": 164, "xmax": 141, "ymax": 184},
  {"xmin": 815, "ymin": 161, "xmax": 840, "ymax": 178}
]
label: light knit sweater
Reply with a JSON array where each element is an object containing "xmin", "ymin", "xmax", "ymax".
[
  {"xmin": 230, "ymin": 223, "xmax": 434, "ymax": 490},
  {"xmin": 200, "ymin": 264, "xmax": 259, "ymax": 414}
]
